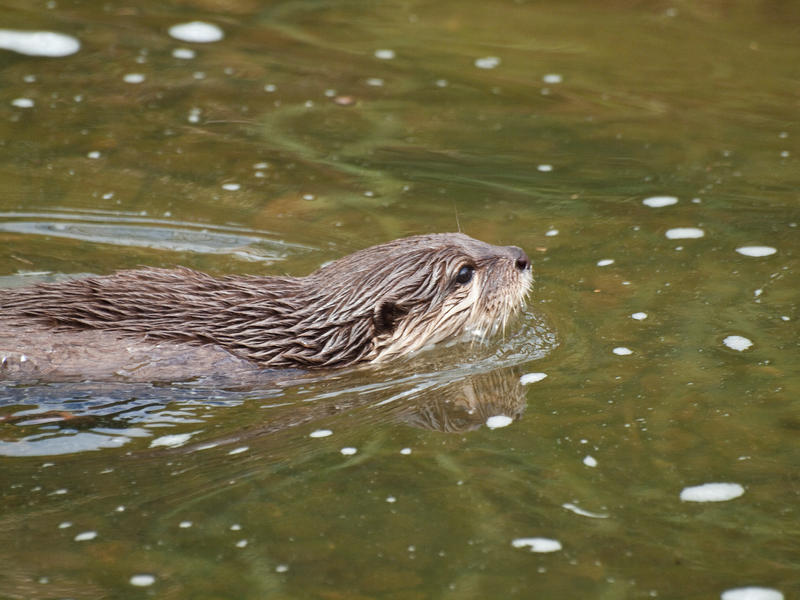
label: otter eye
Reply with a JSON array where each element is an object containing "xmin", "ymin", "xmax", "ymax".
[{"xmin": 455, "ymin": 265, "xmax": 474, "ymax": 285}]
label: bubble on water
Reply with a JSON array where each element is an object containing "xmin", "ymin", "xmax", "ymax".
[
  {"xmin": 59, "ymin": 521, "xmax": 72, "ymax": 529},
  {"xmin": 721, "ymin": 587, "xmax": 784, "ymax": 600},
  {"xmin": 400, "ymin": 447, "xmax": 412, "ymax": 455},
  {"xmin": 168, "ymin": 22, "xmax": 224, "ymax": 43},
  {"xmin": 386, "ymin": 496, "xmax": 397, "ymax": 503},
  {"xmin": 264, "ymin": 83, "xmax": 277, "ymax": 92},
  {"xmin": 366, "ymin": 77, "xmax": 384, "ymax": 87},
  {"xmin": 561, "ymin": 503, "xmax": 609, "ymax": 519},
  {"xmin": 613, "ymin": 347, "xmax": 633, "ymax": 355},
  {"xmin": 340, "ymin": 447, "xmax": 357, "ymax": 456},
  {"xmin": 74, "ymin": 531, "xmax": 97, "ymax": 542},
  {"xmin": 542, "ymin": 73, "xmax": 562, "ymax": 84},
  {"xmin": 130, "ymin": 574, "xmax": 156, "ymax": 587},
  {"xmin": 123, "ymin": 73, "xmax": 145, "ymax": 84},
  {"xmin": 150, "ymin": 433, "xmax": 192, "ymax": 448},
  {"xmin": 537, "ymin": 164, "xmax": 553, "ymax": 172},
  {"xmin": 520, "ymin": 372, "xmax": 547, "ymax": 385},
  {"xmin": 666, "ymin": 227, "xmax": 704, "ymax": 239},
  {"xmin": 486, "ymin": 415, "xmax": 513, "ymax": 429},
  {"xmin": 374, "ymin": 49, "xmax": 395, "ymax": 59},
  {"xmin": 680, "ymin": 482, "xmax": 744, "ymax": 502},
  {"xmin": 235, "ymin": 539, "xmax": 248, "ymax": 548},
  {"xmin": 0, "ymin": 29, "xmax": 80, "ymax": 56},
  {"xmin": 87, "ymin": 151, "xmax": 101, "ymax": 159},
  {"xmin": 221, "ymin": 183, "xmax": 240, "ymax": 191},
  {"xmin": 545, "ymin": 229, "xmax": 559, "ymax": 237},
  {"xmin": 309, "ymin": 429, "xmax": 332, "ymax": 438},
  {"xmin": 511, "ymin": 537, "xmax": 562, "ymax": 553},
  {"xmin": 275, "ymin": 564, "xmax": 289, "ymax": 573},
  {"xmin": 631, "ymin": 312, "xmax": 648, "ymax": 320},
  {"xmin": 11, "ymin": 98, "xmax": 34, "ymax": 108},
  {"xmin": 474, "ymin": 56, "xmax": 500, "ymax": 69},
  {"xmin": 172, "ymin": 47, "xmax": 196, "ymax": 59},
  {"xmin": 597, "ymin": 259, "xmax": 614, "ymax": 267},
  {"xmin": 723, "ymin": 335, "xmax": 752, "ymax": 351},
  {"xmin": 583, "ymin": 455, "xmax": 598, "ymax": 467},
  {"xmin": 643, "ymin": 195, "xmax": 678, "ymax": 207},
  {"xmin": 735, "ymin": 246, "xmax": 776, "ymax": 257}
]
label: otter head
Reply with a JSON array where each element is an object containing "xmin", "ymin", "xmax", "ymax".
[{"xmin": 307, "ymin": 233, "xmax": 532, "ymax": 365}]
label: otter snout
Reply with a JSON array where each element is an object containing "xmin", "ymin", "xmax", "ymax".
[{"xmin": 509, "ymin": 246, "xmax": 531, "ymax": 272}]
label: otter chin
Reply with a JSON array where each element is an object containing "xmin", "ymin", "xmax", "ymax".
[{"xmin": 0, "ymin": 233, "xmax": 532, "ymax": 381}]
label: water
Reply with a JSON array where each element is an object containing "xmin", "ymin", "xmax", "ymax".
[{"xmin": 1, "ymin": 1, "xmax": 798, "ymax": 598}]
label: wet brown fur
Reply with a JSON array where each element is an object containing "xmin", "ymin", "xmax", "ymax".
[{"xmin": 0, "ymin": 233, "xmax": 531, "ymax": 376}]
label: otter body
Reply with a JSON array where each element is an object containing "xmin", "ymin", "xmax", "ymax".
[{"xmin": 0, "ymin": 233, "xmax": 531, "ymax": 382}]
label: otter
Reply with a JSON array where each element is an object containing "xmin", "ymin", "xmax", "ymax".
[{"xmin": 0, "ymin": 233, "xmax": 532, "ymax": 382}]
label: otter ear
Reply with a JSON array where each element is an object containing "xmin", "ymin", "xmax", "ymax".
[{"xmin": 373, "ymin": 300, "xmax": 409, "ymax": 335}]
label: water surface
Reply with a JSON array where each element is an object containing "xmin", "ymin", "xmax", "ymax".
[{"xmin": 1, "ymin": 1, "xmax": 798, "ymax": 598}]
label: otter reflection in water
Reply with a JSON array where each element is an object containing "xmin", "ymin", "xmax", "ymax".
[{"xmin": 0, "ymin": 233, "xmax": 532, "ymax": 382}]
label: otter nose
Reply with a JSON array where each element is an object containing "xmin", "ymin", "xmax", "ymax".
[{"xmin": 510, "ymin": 246, "xmax": 530, "ymax": 272}]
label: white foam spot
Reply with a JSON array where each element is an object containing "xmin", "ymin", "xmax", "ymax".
[
  {"xmin": 0, "ymin": 30, "xmax": 80, "ymax": 57},
  {"xmin": 537, "ymin": 164, "xmax": 553, "ymax": 172},
  {"xmin": 680, "ymin": 482, "xmax": 745, "ymax": 502},
  {"xmin": 59, "ymin": 521, "xmax": 72, "ymax": 529},
  {"xmin": 545, "ymin": 229, "xmax": 559, "ymax": 237},
  {"xmin": 400, "ymin": 447, "xmax": 412, "ymax": 455},
  {"xmin": 542, "ymin": 73, "xmax": 562, "ymax": 84},
  {"xmin": 631, "ymin": 312, "xmax": 648, "ymax": 320},
  {"xmin": 561, "ymin": 503, "xmax": 609, "ymax": 519},
  {"xmin": 613, "ymin": 347, "xmax": 633, "ymax": 355},
  {"xmin": 340, "ymin": 447, "xmax": 357, "ymax": 456},
  {"xmin": 374, "ymin": 49, "xmax": 395, "ymax": 59},
  {"xmin": 172, "ymin": 47, "xmax": 196, "ymax": 59},
  {"xmin": 309, "ymin": 429, "xmax": 332, "ymax": 438},
  {"xmin": 486, "ymin": 415, "xmax": 513, "ymax": 429},
  {"xmin": 666, "ymin": 227, "xmax": 704, "ymax": 239},
  {"xmin": 179, "ymin": 520, "xmax": 192, "ymax": 528},
  {"xmin": 235, "ymin": 539, "xmax": 248, "ymax": 548},
  {"xmin": 474, "ymin": 56, "xmax": 501, "ymax": 69},
  {"xmin": 123, "ymin": 73, "xmax": 145, "ymax": 84},
  {"xmin": 275, "ymin": 564, "xmax": 289, "ymax": 573},
  {"xmin": 511, "ymin": 537, "xmax": 562, "ymax": 553},
  {"xmin": 168, "ymin": 22, "xmax": 224, "ymax": 43},
  {"xmin": 221, "ymin": 183, "xmax": 240, "ymax": 191},
  {"xmin": 723, "ymin": 335, "xmax": 753, "ymax": 352},
  {"xmin": 74, "ymin": 531, "xmax": 97, "ymax": 542},
  {"xmin": 228, "ymin": 446, "xmax": 249, "ymax": 455},
  {"xmin": 597, "ymin": 259, "xmax": 614, "ymax": 267},
  {"xmin": 87, "ymin": 150, "xmax": 101, "ymax": 159},
  {"xmin": 11, "ymin": 98, "xmax": 34, "ymax": 108},
  {"xmin": 643, "ymin": 196, "xmax": 678, "ymax": 207},
  {"xmin": 230, "ymin": 524, "xmax": 242, "ymax": 531},
  {"xmin": 721, "ymin": 587, "xmax": 784, "ymax": 600},
  {"xmin": 365, "ymin": 77, "xmax": 384, "ymax": 87},
  {"xmin": 386, "ymin": 496, "xmax": 397, "ymax": 503},
  {"xmin": 129, "ymin": 574, "xmax": 156, "ymax": 587},
  {"xmin": 736, "ymin": 246, "xmax": 776, "ymax": 257},
  {"xmin": 264, "ymin": 83, "xmax": 277, "ymax": 92},
  {"xmin": 520, "ymin": 372, "xmax": 547, "ymax": 385},
  {"xmin": 583, "ymin": 455, "xmax": 598, "ymax": 468},
  {"xmin": 150, "ymin": 433, "xmax": 192, "ymax": 448}
]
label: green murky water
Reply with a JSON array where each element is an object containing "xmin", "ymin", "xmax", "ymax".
[{"xmin": 1, "ymin": 1, "xmax": 799, "ymax": 598}]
